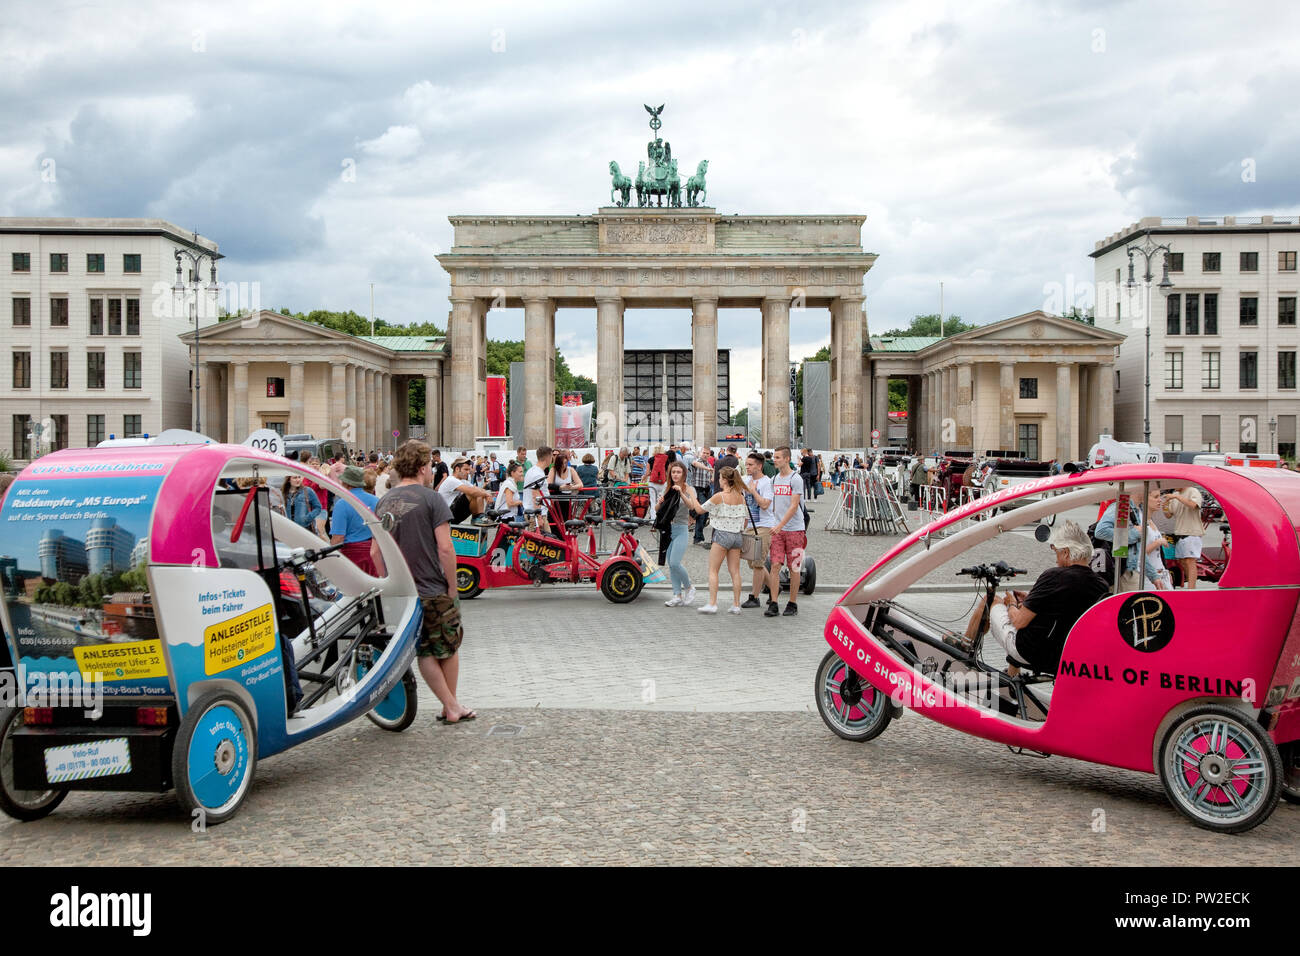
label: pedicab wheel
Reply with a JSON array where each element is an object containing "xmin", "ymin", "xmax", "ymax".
[
  {"xmin": 600, "ymin": 562, "xmax": 643, "ymax": 604},
  {"xmin": 1281, "ymin": 742, "xmax": 1300, "ymax": 805},
  {"xmin": 1157, "ymin": 704, "xmax": 1281, "ymax": 834},
  {"xmin": 172, "ymin": 690, "xmax": 257, "ymax": 826},
  {"xmin": 815, "ymin": 650, "xmax": 892, "ymax": 743},
  {"xmin": 342, "ymin": 638, "xmax": 417, "ymax": 732},
  {"xmin": 0, "ymin": 707, "xmax": 68, "ymax": 821},
  {"xmin": 456, "ymin": 564, "xmax": 482, "ymax": 600}
]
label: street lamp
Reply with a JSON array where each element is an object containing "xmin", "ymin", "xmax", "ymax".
[
  {"xmin": 1269, "ymin": 416, "xmax": 1277, "ymax": 454},
  {"xmin": 1126, "ymin": 231, "xmax": 1174, "ymax": 446},
  {"xmin": 173, "ymin": 233, "xmax": 221, "ymax": 434}
]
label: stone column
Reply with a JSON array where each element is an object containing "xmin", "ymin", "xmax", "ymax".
[
  {"xmin": 761, "ymin": 297, "xmax": 790, "ymax": 446},
  {"xmin": 380, "ymin": 372, "xmax": 392, "ymax": 452},
  {"xmin": 955, "ymin": 361, "xmax": 973, "ymax": 450},
  {"xmin": 873, "ymin": 372, "xmax": 889, "ymax": 444},
  {"xmin": 1098, "ymin": 361, "xmax": 1114, "ymax": 437},
  {"xmin": 595, "ymin": 295, "xmax": 624, "ymax": 447},
  {"xmin": 832, "ymin": 294, "xmax": 865, "ymax": 447},
  {"xmin": 424, "ymin": 365, "xmax": 442, "ymax": 447},
  {"xmin": 523, "ymin": 296, "xmax": 550, "ymax": 448},
  {"xmin": 475, "ymin": 299, "xmax": 488, "ymax": 440},
  {"xmin": 691, "ymin": 296, "xmax": 718, "ymax": 448},
  {"xmin": 448, "ymin": 295, "xmax": 477, "ymax": 449},
  {"xmin": 999, "ymin": 360, "xmax": 1016, "ymax": 452},
  {"xmin": 1056, "ymin": 362, "xmax": 1072, "ymax": 462},
  {"xmin": 231, "ymin": 361, "xmax": 249, "ymax": 441},
  {"xmin": 287, "ymin": 361, "xmax": 305, "ymax": 436},
  {"xmin": 545, "ymin": 300, "xmax": 557, "ymax": 434},
  {"xmin": 345, "ymin": 365, "xmax": 358, "ymax": 448},
  {"xmin": 330, "ymin": 363, "xmax": 347, "ymax": 442},
  {"xmin": 373, "ymin": 371, "xmax": 385, "ymax": 452}
]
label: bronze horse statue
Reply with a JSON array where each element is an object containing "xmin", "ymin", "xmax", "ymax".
[{"xmin": 608, "ymin": 161, "xmax": 633, "ymax": 207}]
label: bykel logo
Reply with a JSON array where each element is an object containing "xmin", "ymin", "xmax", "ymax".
[
  {"xmin": 1117, "ymin": 593, "xmax": 1175, "ymax": 652},
  {"xmin": 523, "ymin": 538, "xmax": 564, "ymax": 562}
]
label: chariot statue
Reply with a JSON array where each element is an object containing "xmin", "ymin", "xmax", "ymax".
[{"xmin": 606, "ymin": 104, "xmax": 707, "ymax": 209}]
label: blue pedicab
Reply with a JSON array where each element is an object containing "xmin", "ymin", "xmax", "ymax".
[{"xmin": 0, "ymin": 443, "xmax": 422, "ymax": 824}]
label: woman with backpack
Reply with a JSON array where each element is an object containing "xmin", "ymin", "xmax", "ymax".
[
  {"xmin": 282, "ymin": 474, "xmax": 324, "ymax": 538},
  {"xmin": 654, "ymin": 461, "xmax": 696, "ymax": 607}
]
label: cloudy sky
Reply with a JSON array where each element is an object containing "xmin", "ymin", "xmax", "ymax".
[{"xmin": 5, "ymin": 0, "xmax": 1298, "ymax": 410}]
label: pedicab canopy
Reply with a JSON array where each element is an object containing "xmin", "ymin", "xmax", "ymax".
[{"xmin": 0, "ymin": 444, "xmax": 417, "ymax": 726}]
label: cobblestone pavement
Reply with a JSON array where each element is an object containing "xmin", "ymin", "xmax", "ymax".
[
  {"xmin": 5, "ymin": 708, "xmax": 1295, "ymax": 866},
  {"xmin": 4, "ymin": 584, "xmax": 1295, "ymax": 865}
]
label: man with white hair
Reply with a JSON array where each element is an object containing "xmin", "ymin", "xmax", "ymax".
[{"xmin": 963, "ymin": 520, "xmax": 1109, "ymax": 675}]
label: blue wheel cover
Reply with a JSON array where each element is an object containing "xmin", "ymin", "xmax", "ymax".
[
  {"xmin": 358, "ymin": 658, "xmax": 409, "ymax": 723},
  {"xmin": 187, "ymin": 704, "xmax": 251, "ymax": 810}
]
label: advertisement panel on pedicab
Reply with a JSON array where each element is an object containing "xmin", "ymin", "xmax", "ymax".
[{"xmin": 0, "ymin": 455, "xmax": 172, "ymax": 699}]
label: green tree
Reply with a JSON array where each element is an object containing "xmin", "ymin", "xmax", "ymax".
[
  {"xmin": 1062, "ymin": 305, "xmax": 1095, "ymax": 326},
  {"xmin": 884, "ymin": 314, "xmax": 976, "ymax": 338},
  {"xmin": 731, "ymin": 407, "xmax": 748, "ymax": 428}
]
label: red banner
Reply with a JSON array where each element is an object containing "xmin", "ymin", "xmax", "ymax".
[
  {"xmin": 561, "ymin": 391, "xmax": 583, "ymax": 407},
  {"xmin": 486, "ymin": 376, "xmax": 507, "ymax": 437}
]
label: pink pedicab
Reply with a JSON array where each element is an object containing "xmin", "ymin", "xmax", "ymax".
[{"xmin": 815, "ymin": 463, "xmax": 1300, "ymax": 833}]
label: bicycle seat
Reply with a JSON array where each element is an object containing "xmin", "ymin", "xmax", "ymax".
[
  {"xmin": 611, "ymin": 520, "xmax": 639, "ymax": 532},
  {"xmin": 585, "ymin": 516, "xmax": 603, "ymax": 526},
  {"xmin": 564, "ymin": 519, "xmax": 588, "ymax": 532}
]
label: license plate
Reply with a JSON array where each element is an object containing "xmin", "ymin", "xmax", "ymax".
[{"xmin": 44, "ymin": 738, "xmax": 132, "ymax": 784}]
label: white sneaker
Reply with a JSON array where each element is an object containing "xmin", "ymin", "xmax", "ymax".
[
  {"xmin": 698, "ymin": 604, "xmax": 718, "ymax": 614},
  {"xmin": 664, "ymin": 594, "xmax": 683, "ymax": 607},
  {"xmin": 728, "ymin": 605, "xmax": 742, "ymax": 615},
  {"xmin": 683, "ymin": 587, "xmax": 697, "ymax": 606}
]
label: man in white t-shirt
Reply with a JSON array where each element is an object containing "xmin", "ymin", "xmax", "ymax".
[
  {"xmin": 521, "ymin": 445, "xmax": 553, "ymax": 528},
  {"xmin": 739, "ymin": 451, "xmax": 777, "ymax": 611},
  {"xmin": 768, "ymin": 445, "xmax": 807, "ymax": 617},
  {"xmin": 439, "ymin": 457, "xmax": 494, "ymax": 524}
]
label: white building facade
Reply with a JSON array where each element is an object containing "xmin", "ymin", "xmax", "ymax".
[
  {"xmin": 1092, "ymin": 215, "xmax": 1300, "ymax": 458},
  {"xmin": 0, "ymin": 218, "xmax": 220, "ymax": 459}
]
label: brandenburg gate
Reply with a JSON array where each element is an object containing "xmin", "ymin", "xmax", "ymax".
[{"xmin": 435, "ymin": 106, "xmax": 877, "ymax": 450}]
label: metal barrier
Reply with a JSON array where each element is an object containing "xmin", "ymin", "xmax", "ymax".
[{"xmin": 825, "ymin": 468, "xmax": 909, "ymax": 535}]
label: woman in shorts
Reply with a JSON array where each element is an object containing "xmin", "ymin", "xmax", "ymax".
[
  {"xmin": 1163, "ymin": 486, "xmax": 1205, "ymax": 588},
  {"xmin": 682, "ymin": 465, "xmax": 750, "ymax": 615}
]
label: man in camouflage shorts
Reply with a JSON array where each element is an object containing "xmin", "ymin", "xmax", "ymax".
[{"xmin": 373, "ymin": 440, "xmax": 476, "ymax": 723}]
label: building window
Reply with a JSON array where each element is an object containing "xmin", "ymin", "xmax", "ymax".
[
  {"xmin": 1017, "ymin": 423, "xmax": 1039, "ymax": 460},
  {"xmin": 87, "ymin": 352, "xmax": 105, "ymax": 389},
  {"xmin": 1241, "ymin": 251, "xmax": 1259, "ymax": 272},
  {"xmin": 108, "ymin": 299, "xmax": 122, "ymax": 335},
  {"xmin": 89, "ymin": 298, "xmax": 104, "ymax": 335},
  {"xmin": 1204, "ymin": 293, "xmax": 1218, "ymax": 334},
  {"xmin": 50, "ymin": 415, "xmax": 68, "ymax": 451},
  {"xmin": 1279, "ymin": 415, "xmax": 1297, "ymax": 461},
  {"xmin": 1280, "ymin": 251, "xmax": 1297, "ymax": 272},
  {"xmin": 49, "ymin": 253, "xmax": 68, "ymax": 273},
  {"xmin": 126, "ymin": 297, "xmax": 140, "ymax": 335},
  {"xmin": 1117, "ymin": 302, "xmax": 1122, "ymax": 326},
  {"xmin": 123, "ymin": 415, "xmax": 142, "ymax": 439},
  {"xmin": 1168, "ymin": 253, "xmax": 1183, "ymax": 272},
  {"xmin": 13, "ymin": 415, "xmax": 32, "ymax": 460},
  {"xmin": 1018, "ymin": 377, "xmax": 1038, "ymax": 399},
  {"xmin": 50, "ymin": 351, "xmax": 68, "ymax": 389},
  {"xmin": 87, "ymin": 414, "xmax": 105, "ymax": 446},
  {"xmin": 123, "ymin": 253, "xmax": 142, "ymax": 274},
  {"xmin": 1280, "ymin": 351, "xmax": 1297, "ymax": 390},
  {"xmin": 50, "ymin": 297, "xmax": 68, "ymax": 327},
  {"xmin": 1240, "ymin": 296, "xmax": 1258, "ymax": 326},
  {"xmin": 1202, "ymin": 415, "xmax": 1220, "ymax": 452},
  {"xmin": 1201, "ymin": 352, "xmax": 1220, "ymax": 389},
  {"xmin": 1240, "ymin": 351, "xmax": 1258, "ymax": 389},
  {"xmin": 12, "ymin": 252, "xmax": 30, "ymax": 272},
  {"xmin": 1185, "ymin": 294, "xmax": 1199, "ymax": 335},
  {"xmin": 1202, "ymin": 252, "xmax": 1221, "ymax": 272},
  {"xmin": 12, "ymin": 297, "xmax": 30, "ymax": 327},
  {"xmin": 124, "ymin": 352, "xmax": 142, "ymax": 389},
  {"xmin": 86, "ymin": 253, "xmax": 105, "ymax": 273},
  {"xmin": 12, "ymin": 351, "xmax": 31, "ymax": 389},
  {"xmin": 1166, "ymin": 295, "xmax": 1181, "ymax": 335},
  {"xmin": 266, "ymin": 377, "xmax": 286, "ymax": 398},
  {"xmin": 1240, "ymin": 416, "xmax": 1258, "ymax": 454},
  {"xmin": 1165, "ymin": 415, "xmax": 1184, "ymax": 452},
  {"xmin": 1281, "ymin": 297, "xmax": 1297, "ymax": 327},
  {"xmin": 1164, "ymin": 351, "xmax": 1183, "ymax": 389}
]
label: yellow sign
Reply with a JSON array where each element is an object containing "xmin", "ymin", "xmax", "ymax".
[
  {"xmin": 450, "ymin": 527, "xmax": 480, "ymax": 541},
  {"xmin": 524, "ymin": 537, "xmax": 565, "ymax": 562},
  {"xmin": 74, "ymin": 639, "xmax": 168, "ymax": 682},
  {"xmin": 204, "ymin": 604, "xmax": 277, "ymax": 675}
]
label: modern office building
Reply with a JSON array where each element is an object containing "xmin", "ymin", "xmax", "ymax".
[
  {"xmin": 1092, "ymin": 215, "xmax": 1300, "ymax": 457},
  {"xmin": 0, "ymin": 218, "xmax": 221, "ymax": 459},
  {"xmin": 37, "ymin": 528, "xmax": 88, "ymax": 584},
  {"xmin": 85, "ymin": 517, "xmax": 137, "ymax": 577}
]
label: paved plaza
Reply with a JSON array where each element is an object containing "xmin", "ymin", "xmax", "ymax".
[{"xmin": 4, "ymin": 508, "xmax": 1294, "ymax": 865}]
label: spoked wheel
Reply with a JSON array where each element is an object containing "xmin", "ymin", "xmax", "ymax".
[
  {"xmin": 0, "ymin": 707, "xmax": 68, "ymax": 821},
  {"xmin": 815, "ymin": 650, "xmax": 892, "ymax": 742},
  {"xmin": 455, "ymin": 564, "xmax": 482, "ymax": 600},
  {"xmin": 337, "ymin": 638, "xmax": 418, "ymax": 732},
  {"xmin": 172, "ymin": 691, "xmax": 257, "ymax": 826},
  {"xmin": 600, "ymin": 562, "xmax": 643, "ymax": 603},
  {"xmin": 1157, "ymin": 704, "xmax": 1281, "ymax": 833},
  {"xmin": 1281, "ymin": 742, "xmax": 1300, "ymax": 805}
]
